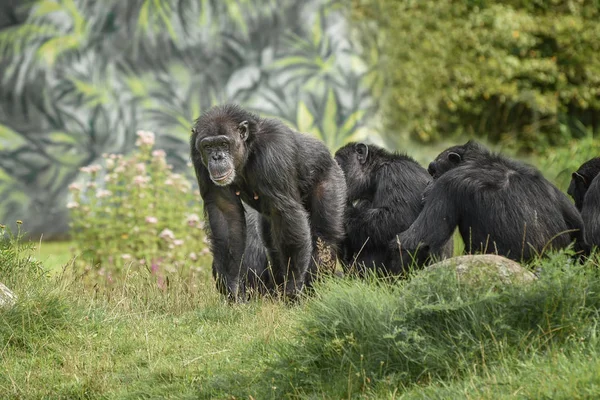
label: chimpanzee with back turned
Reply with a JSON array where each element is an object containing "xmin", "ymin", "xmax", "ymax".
[
  {"xmin": 568, "ymin": 157, "xmax": 600, "ymax": 249},
  {"xmin": 334, "ymin": 142, "xmax": 453, "ymax": 276},
  {"xmin": 394, "ymin": 140, "xmax": 586, "ymax": 266},
  {"xmin": 191, "ymin": 104, "xmax": 346, "ymax": 300}
]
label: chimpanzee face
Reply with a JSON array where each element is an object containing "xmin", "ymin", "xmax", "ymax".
[
  {"xmin": 568, "ymin": 157, "xmax": 600, "ymax": 211},
  {"xmin": 334, "ymin": 142, "xmax": 371, "ymax": 202},
  {"xmin": 193, "ymin": 119, "xmax": 250, "ymax": 186}
]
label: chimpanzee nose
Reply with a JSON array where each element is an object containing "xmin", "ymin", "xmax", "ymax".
[
  {"xmin": 212, "ymin": 153, "xmax": 223, "ymax": 161},
  {"xmin": 427, "ymin": 162, "xmax": 436, "ymax": 177}
]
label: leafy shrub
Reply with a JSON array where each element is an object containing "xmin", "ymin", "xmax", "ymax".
[
  {"xmin": 351, "ymin": 0, "xmax": 600, "ymax": 150},
  {"xmin": 68, "ymin": 131, "xmax": 211, "ymax": 287},
  {"xmin": 268, "ymin": 251, "xmax": 600, "ymax": 397},
  {"xmin": 0, "ymin": 222, "xmax": 45, "ymax": 286},
  {"xmin": 538, "ymin": 129, "xmax": 600, "ymax": 190}
]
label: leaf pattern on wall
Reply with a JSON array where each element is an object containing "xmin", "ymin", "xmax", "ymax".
[{"xmin": 0, "ymin": 0, "xmax": 377, "ymax": 235}]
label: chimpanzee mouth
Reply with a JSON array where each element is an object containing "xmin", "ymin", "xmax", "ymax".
[{"xmin": 211, "ymin": 169, "xmax": 234, "ymax": 185}]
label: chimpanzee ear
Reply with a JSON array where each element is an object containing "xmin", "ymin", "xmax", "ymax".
[
  {"xmin": 238, "ymin": 121, "xmax": 250, "ymax": 141},
  {"xmin": 448, "ymin": 152, "xmax": 461, "ymax": 163},
  {"xmin": 355, "ymin": 143, "xmax": 369, "ymax": 164},
  {"xmin": 572, "ymin": 172, "xmax": 588, "ymax": 185}
]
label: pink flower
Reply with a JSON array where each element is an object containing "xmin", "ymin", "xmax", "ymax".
[
  {"xmin": 135, "ymin": 130, "xmax": 155, "ymax": 147},
  {"xmin": 80, "ymin": 164, "xmax": 102, "ymax": 174},
  {"xmin": 96, "ymin": 189, "xmax": 112, "ymax": 198},
  {"xmin": 68, "ymin": 183, "xmax": 82, "ymax": 191},
  {"xmin": 152, "ymin": 149, "xmax": 166, "ymax": 158},
  {"xmin": 173, "ymin": 239, "xmax": 184, "ymax": 247},
  {"xmin": 134, "ymin": 175, "xmax": 150, "ymax": 186},
  {"xmin": 145, "ymin": 216, "xmax": 158, "ymax": 224},
  {"xmin": 135, "ymin": 163, "xmax": 146, "ymax": 173},
  {"xmin": 105, "ymin": 159, "xmax": 115, "ymax": 169},
  {"xmin": 189, "ymin": 252, "xmax": 198, "ymax": 261},
  {"xmin": 66, "ymin": 201, "xmax": 79, "ymax": 209},
  {"xmin": 121, "ymin": 254, "xmax": 132, "ymax": 261},
  {"xmin": 159, "ymin": 229, "xmax": 175, "ymax": 241},
  {"xmin": 186, "ymin": 213, "xmax": 201, "ymax": 227}
]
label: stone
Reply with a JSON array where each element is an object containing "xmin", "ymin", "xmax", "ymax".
[
  {"xmin": 427, "ymin": 254, "xmax": 536, "ymax": 287},
  {"xmin": 0, "ymin": 282, "xmax": 16, "ymax": 308}
]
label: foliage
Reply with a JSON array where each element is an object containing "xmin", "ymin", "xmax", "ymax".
[
  {"xmin": 262, "ymin": 251, "xmax": 600, "ymax": 397},
  {"xmin": 0, "ymin": 222, "xmax": 46, "ymax": 286},
  {"xmin": 351, "ymin": 0, "xmax": 600, "ymax": 150},
  {"xmin": 538, "ymin": 127, "xmax": 600, "ymax": 190},
  {"xmin": 68, "ymin": 130, "xmax": 211, "ymax": 288},
  {"xmin": 0, "ymin": 0, "xmax": 376, "ymax": 236}
]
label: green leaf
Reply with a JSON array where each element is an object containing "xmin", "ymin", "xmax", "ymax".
[
  {"xmin": 340, "ymin": 110, "xmax": 366, "ymax": 138},
  {"xmin": 48, "ymin": 131, "xmax": 78, "ymax": 146},
  {"xmin": 322, "ymin": 89, "xmax": 338, "ymax": 148},
  {"xmin": 296, "ymin": 101, "xmax": 316, "ymax": 136},
  {"xmin": 0, "ymin": 124, "xmax": 27, "ymax": 151},
  {"xmin": 31, "ymin": 1, "xmax": 64, "ymax": 19}
]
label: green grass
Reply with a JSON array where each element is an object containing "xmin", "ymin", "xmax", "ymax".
[
  {"xmin": 2, "ymin": 237, "xmax": 600, "ymax": 399},
  {"xmin": 31, "ymin": 240, "xmax": 74, "ymax": 273}
]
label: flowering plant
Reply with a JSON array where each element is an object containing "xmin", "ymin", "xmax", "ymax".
[{"xmin": 69, "ymin": 130, "xmax": 211, "ymax": 288}]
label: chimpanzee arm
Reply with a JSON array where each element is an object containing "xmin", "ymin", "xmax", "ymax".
[
  {"xmin": 263, "ymin": 191, "xmax": 311, "ymax": 295},
  {"xmin": 195, "ymin": 166, "xmax": 247, "ymax": 299},
  {"xmin": 554, "ymin": 185, "xmax": 587, "ymax": 254},
  {"xmin": 395, "ymin": 179, "xmax": 459, "ymax": 265},
  {"xmin": 581, "ymin": 178, "xmax": 600, "ymax": 251},
  {"xmin": 346, "ymin": 204, "xmax": 402, "ymax": 248}
]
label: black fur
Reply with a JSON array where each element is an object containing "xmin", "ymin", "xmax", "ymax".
[
  {"xmin": 335, "ymin": 142, "xmax": 452, "ymax": 275},
  {"xmin": 395, "ymin": 141, "xmax": 586, "ymax": 265},
  {"xmin": 568, "ymin": 158, "xmax": 600, "ymax": 248},
  {"xmin": 191, "ymin": 104, "xmax": 346, "ymax": 299},
  {"xmin": 239, "ymin": 206, "xmax": 272, "ymax": 296}
]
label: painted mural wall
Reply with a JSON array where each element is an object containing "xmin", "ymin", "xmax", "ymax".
[{"xmin": 0, "ymin": 0, "xmax": 378, "ymax": 236}]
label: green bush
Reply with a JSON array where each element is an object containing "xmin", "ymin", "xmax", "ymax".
[
  {"xmin": 351, "ymin": 0, "xmax": 600, "ymax": 150},
  {"xmin": 0, "ymin": 222, "xmax": 45, "ymax": 286},
  {"xmin": 68, "ymin": 130, "xmax": 211, "ymax": 287},
  {"xmin": 538, "ymin": 129, "xmax": 600, "ymax": 190},
  {"xmin": 267, "ymin": 251, "xmax": 600, "ymax": 397}
]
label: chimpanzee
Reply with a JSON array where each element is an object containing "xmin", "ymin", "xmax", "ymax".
[
  {"xmin": 238, "ymin": 205, "xmax": 272, "ymax": 296},
  {"xmin": 568, "ymin": 158, "xmax": 600, "ymax": 248},
  {"xmin": 394, "ymin": 141, "xmax": 586, "ymax": 265},
  {"xmin": 334, "ymin": 142, "xmax": 453, "ymax": 275},
  {"xmin": 191, "ymin": 104, "xmax": 346, "ymax": 299}
]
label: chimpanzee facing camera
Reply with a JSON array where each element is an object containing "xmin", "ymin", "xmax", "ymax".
[{"xmin": 191, "ymin": 104, "xmax": 346, "ymax": 300}]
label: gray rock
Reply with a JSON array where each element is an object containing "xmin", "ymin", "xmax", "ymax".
[
  {"xmin": 427, "ymin": 254, "xmax": 536, "ymax": 287},
  {"xmin": 0, "ymin": 282, "xmax": 16, "ymax": 308}
]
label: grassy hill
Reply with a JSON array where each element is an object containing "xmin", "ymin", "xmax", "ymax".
[{"xmin": 2, "ymin": 236, "xmax": 600, "ymax": 399}]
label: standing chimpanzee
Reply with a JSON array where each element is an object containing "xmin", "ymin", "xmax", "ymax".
[
  {"xmin": 191, "ymin": 104, "xmax": 346, "ymax": 299},
  {"xmin": 394, "ymin": 141, "xmax": 586, "ymax": 266},
  {"xmin": 568, "ymin": 158, "xmax": 600, "ymax": 248},
  {"xmin": 334, "ymin": 142, "xmax": 452, "ymax": 276}
]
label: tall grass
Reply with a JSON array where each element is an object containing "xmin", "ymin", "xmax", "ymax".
[{"xmin": 2, "ymin": 227, "xmax": 600, "ymax": 398}]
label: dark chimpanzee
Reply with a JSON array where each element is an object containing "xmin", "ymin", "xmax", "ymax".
[
  {"xmin": 238, "ymin": 205, "xmax": 272, "ymax": 296},
  {"xmin": 395, "ymin": 140, "xmax": 586, "ymax": 265},
  {"xmin": 191, "ymin": 104, "xmax": 346, "ymax": 299},
  {"xmin": 334, "ymin": 142, "xmax": 453, "ymax": 275},
  {"xmin": 568, "ymin": 158, "xmax": 600, "ymax": 248}
]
